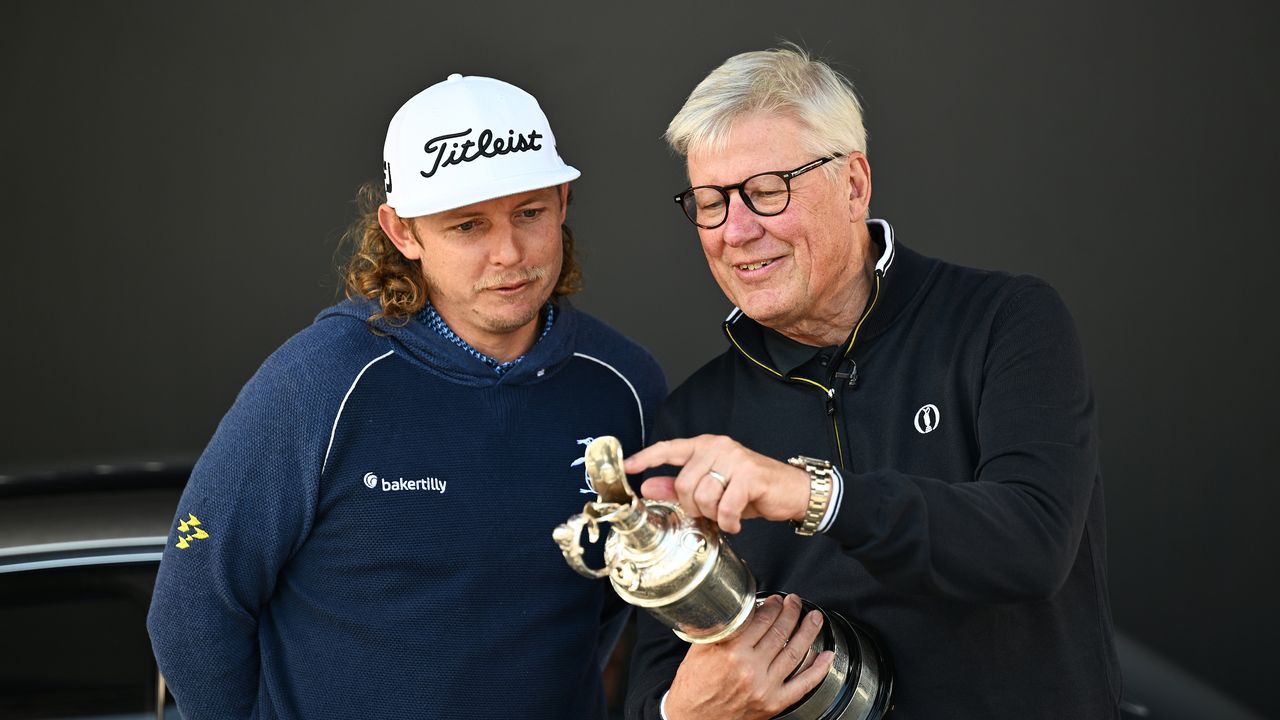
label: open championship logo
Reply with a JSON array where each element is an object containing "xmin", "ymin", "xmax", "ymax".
[{"xmin": 914, "ymin": 404, "xmax": 940, "ymax": 434}]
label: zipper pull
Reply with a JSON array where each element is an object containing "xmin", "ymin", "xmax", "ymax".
[{"xmin": 825, "ymin": 388, "xmax": 836, "ymax": 415}]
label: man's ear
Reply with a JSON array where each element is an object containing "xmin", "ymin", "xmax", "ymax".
[
  {"xmin": 378, "ymin": 204, "xmax": 423, "ymax": 261},
  {"xmin": 558, "ymin": 183, "xmax": 570, "ymax": 215},
  {"xmin": 844, "ymin": 152, "xmax": 872, "ymax": 223}
]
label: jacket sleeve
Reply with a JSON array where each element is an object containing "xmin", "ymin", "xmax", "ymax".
[
  {"xmin": 147, "ymin": 354, "xmax": 323, "ymax": 719},
  {"xmin": 829, "ymin": 281, "xmax": 1101, "ymax": 602}
]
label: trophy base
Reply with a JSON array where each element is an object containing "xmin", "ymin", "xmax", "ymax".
[{"xmin": 766, "ymin": 594, "xmax": 893, "ymax": 720}]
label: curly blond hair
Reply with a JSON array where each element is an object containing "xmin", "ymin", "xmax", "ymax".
[{"xmin": 340, "ymin": 180, "xmax": 582, "ymax": 325}]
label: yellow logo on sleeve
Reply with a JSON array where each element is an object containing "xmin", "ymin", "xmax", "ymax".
[{"xmin": 174, "ymin": 513, "xmax": 210, "ymax": 550}]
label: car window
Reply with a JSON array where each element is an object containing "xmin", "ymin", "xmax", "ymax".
[{"xmin": 1, "ymin": 562, "xmax": 175, "ymax": 720}]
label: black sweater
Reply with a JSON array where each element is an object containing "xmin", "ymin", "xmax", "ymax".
[{"xmin": 626, "ymin": 221, "xmax": 1121, "ymax": 719}]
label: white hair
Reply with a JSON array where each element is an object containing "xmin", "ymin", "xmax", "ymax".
[{"xmin": 665, "ymin": 44, "xmax": 868, "ymax": 178}]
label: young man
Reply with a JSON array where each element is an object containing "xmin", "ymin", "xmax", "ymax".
[{"xmin": 148, "ymin": 73, "xmax": 665, "ymax": 719}]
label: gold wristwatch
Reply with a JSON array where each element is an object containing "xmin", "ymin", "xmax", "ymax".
[{"xmin": 787, "ymin": 455, "xmax": 834, "ymax": 536}]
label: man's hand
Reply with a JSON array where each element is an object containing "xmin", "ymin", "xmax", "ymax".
[
  {"xmin": 665, "ymin": 594, "xmax": 835, "ymax": 720},
  {"xmin": 624, "ymin": 435, "xmax": 810, "ymax": 533}
]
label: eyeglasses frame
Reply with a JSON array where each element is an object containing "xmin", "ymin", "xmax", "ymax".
[{"xmin": 673, "ymin": 155, "xmax": 843, "ymax": 229}]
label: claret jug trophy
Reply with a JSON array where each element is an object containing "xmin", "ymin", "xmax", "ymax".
[{"xmin": 552, "ymin": 436, "xmax": 892, "ymax": 720}]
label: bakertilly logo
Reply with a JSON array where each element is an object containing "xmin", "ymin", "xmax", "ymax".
[{"xmin": 362, "ymin": 472, "xmax": 446, "ymax": 494}]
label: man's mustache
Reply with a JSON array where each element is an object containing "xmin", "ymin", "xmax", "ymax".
[{"xmin": 473, "ymin": 266, "xmax": 547, "ymax": 292}]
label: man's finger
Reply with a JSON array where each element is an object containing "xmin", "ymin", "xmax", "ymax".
[
  {"xmin": 717, "ymin": 477, "xmax": 751, "ymax": 533},
  {"xmin": 739, "ymin": 594, "xmax": 784, "ymax": 647},
  {"xmin": 623, "ymin": 438, "xmax": 699, "ymax": 475},
  {"xmin": 672, "ymin": 453, "xmax": 723, "ymax": 519},
  {"xmin": 639, "ymin": 476, "xmax": 677, "ymax": 501},
  {"xmin": 769, "ymin": 608, "xmax": 824, "ymax": 679},
  {"xmin": 757, "ymin": 594, "xmax": 803, "ymax": 653},
  {"xmin": 692, "ymin": 471, "xmax": 728, "ymax": 520},
  {"xmin": 777, "ymin": 650, "xmax": 836, "ymax": 707}
]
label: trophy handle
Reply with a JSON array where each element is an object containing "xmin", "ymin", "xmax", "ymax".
[{"xmin": 552, "ymin": 513, "xmax": 611, "ymax": 579}]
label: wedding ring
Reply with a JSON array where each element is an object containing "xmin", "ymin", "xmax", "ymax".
[{"xmin": 707, "ymin": 470, "xmax": 728, "ymax": 488}]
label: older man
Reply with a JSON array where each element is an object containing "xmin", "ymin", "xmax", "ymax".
[
  {"xmin": 624, "ymin": 48, "xmax": 1120, "ymax": 719},
  {"xmin": 147, "ymin": 74, "xmax": 665, "ymax": 719}
]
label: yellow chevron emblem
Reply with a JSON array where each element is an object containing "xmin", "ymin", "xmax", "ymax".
[
  {"xmin": 174, "ymin": 513, "xmax": 210, "ymax": 550},
  {"xmin": 177, "ymin": 514, "xmax": 201, "ymax": 532}
]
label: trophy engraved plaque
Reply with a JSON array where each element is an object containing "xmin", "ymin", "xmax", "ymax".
[{"xmin": 553, "ymin": 436, "xmax": 892, "ymax": 720}]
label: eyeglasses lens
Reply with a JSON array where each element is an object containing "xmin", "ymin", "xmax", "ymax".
[
  {"xmin": 742, "ymin": 174, "xmax": 789, "ymax": 214},
  {"xmin": 682, "ymin": 174, "xmax": 790, "ymax": 228}
]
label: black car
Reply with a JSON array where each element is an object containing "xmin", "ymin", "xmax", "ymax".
[{"xmin": 1, "ymin": 463, "xmax": 188, "ymax": 720}]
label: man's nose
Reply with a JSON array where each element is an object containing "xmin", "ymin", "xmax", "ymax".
[
  {"xmin": 489, "ymin": 222, "xmax": 523, "ymax": 265},
  {"xmin": 721, "ymin": 191, "xmax": 764, "ymax": 247}
]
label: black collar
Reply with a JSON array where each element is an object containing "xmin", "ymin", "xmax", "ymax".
[{"xmin": 723, "ymin": 219, "xmax": 937, "ymax": 373}]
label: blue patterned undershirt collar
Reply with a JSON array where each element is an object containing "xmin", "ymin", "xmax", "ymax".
[{"xmin": 418, "ymin": 300, "xmax": 556, "ymax": 375}]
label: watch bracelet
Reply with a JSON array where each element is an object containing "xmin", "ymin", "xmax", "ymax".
[{"xmin": 788, "ymin": 456, "xmax": 834, "ymax": 536}]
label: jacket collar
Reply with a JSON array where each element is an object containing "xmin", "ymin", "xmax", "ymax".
[
  {"xmin": 722, "ymin": 219, "xmax": 936, "ymax": 369},
  {"xmin": 317, "ymin": 296, "xmax": 579, "ymax": 387}
]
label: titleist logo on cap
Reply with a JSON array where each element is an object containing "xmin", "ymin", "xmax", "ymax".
[
  {"xmin": 419, "ymin": 127, "xmax": 544, "ymax": 179},
  {"xmin": 381, "ymin": 74, "xmax": 579, "ymax": 216}
]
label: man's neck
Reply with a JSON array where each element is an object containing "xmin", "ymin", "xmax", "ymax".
[
  {"xmin": 467, "ymin": 323, "xmax": 539, "ymax": 364},
  {"xmin": 772, "ymin": 229, "xmax": 879, "ymax": 347},
  {"xmin": 422, "ymin": 302, "xmax": 549, "ymax": 366}
]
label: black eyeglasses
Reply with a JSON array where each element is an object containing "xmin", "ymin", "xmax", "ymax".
[{"xmin": 673, "ymin": 155, "xmax": 841, "ymax": 229}]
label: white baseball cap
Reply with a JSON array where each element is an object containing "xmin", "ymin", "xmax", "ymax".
[{"xmin": 381, "ymin": 74, "xmax": 580, "ymax": 217}]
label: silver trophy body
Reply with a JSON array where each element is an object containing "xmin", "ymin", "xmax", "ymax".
[{"xmin": 553, "ymin": 436, "xmax": 892, "ymax": 720}]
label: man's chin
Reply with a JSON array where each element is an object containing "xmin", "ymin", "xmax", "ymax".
[
  {"xmin": 732, "ymin": 294, "xmax": 791, "ymax": 327},
  {"xmin": 478, "ymin": 303, "xmax": 547, "ymax": 336},
  {"xmin": 475, "ymin": 283, "xmax": 554, "ymax": 329}
]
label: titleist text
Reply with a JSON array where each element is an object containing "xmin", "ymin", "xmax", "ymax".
[{"xmin": 420, "ymin": 128, "xmax": 544, "ymax": 179}]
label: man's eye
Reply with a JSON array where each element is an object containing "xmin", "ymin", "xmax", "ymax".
[
  {"xmin": 454, "ymin": 220, "xmax": 479, "ymax": 232},
  {"xmin": 519, "ymin": 208, "xmax": 544, "ymax": 219}
]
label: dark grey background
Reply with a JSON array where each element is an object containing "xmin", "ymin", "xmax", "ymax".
[{"xmin": 3, "ymin": 1, "xmax": 1276, "ymax": 715}]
